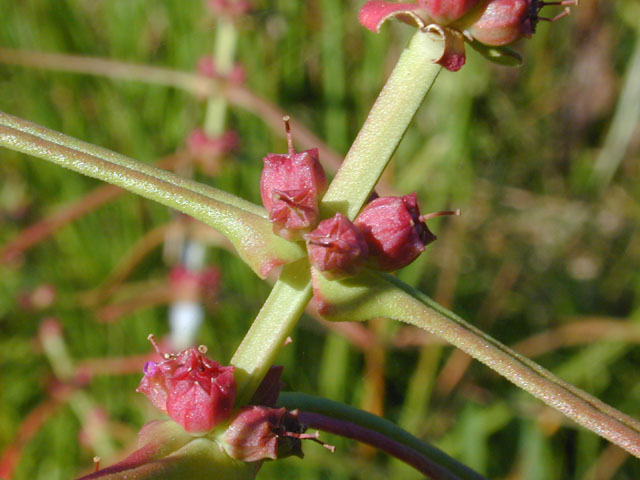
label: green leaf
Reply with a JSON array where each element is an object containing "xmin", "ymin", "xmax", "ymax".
[
  {"xmin": 311, "ymin": 268, "xmax": 640, "ymax": 458},
  {"xmin": 467, "ymin": 40, "xmax": 523, "ymax": 67},
  {"xmin": 0, "ymin": 111, "xmax": 305, "ymax": 278}
]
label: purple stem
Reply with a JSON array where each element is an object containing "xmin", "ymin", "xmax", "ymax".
[{"xmin": 298, "ymin": 411, "xmax": 463, "ymax": 480}]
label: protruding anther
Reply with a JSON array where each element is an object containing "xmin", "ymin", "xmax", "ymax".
[
  {"xmin": 198, "ymin": 344, "xmax": 208, "ymax": 354},
  {"xmin": 283, "ymin": 116, "xmax": 295, "ymax": 155},
  {"xmin": 147, "ymin": 334, "xmax": 162, "ymax": 356},
  {"xmin": 420, "ymin": 209, "xmax": 461, "ymax": 222}
]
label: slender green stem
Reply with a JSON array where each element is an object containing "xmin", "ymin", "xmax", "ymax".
[
  {"xmin": 230, "ymin": 259, "xmax": 312, "ymax": 404},
  {"xmin": 204, "ymin": 19, "xmax": 238, "ymax": 136},
  {"xmin": 0, "ymin": 111, "xmax": 265, "ymax": 217},
  {"xmin": 312, "ymin": 269, "xmax": 640, "ymax": 458},
  {"xmin": 230, "ymin": 31, "xmax": 445, "ymax": 400},
  {"xmin": 0, "ymin": 113, "xmax": 305, "ymax": 277},
  {"xmin": 320, "ymin": 30, "xmax": 443, "ymax": 220},
  {"xmin": 279, "ymin": 392, "xmax": 487, "ymax": 480}
]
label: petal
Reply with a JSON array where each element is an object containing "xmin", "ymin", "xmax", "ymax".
[
  {"xmin": 426, "ymin": 24, "xmax": 467, "ymax": 71},
  {"xmin": 359, "ymin": 1, "xmax": 427, "ymax": 33}
]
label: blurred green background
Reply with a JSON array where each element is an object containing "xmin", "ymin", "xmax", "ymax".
[{"xmin": 1, "ymin": 0, "xmax": 639, "ymax": 478}]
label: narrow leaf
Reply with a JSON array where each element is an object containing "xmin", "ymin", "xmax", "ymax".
[
  {"xmin": 279, "ymin": 392, "xmax": 487, "ymax": 480},
  {"xmin": 311, "ymin": 268, "xmax": 640, "ymax": 458},
  {"xmin": 0, "ymin": 112, "xmax": 305, "ymax": 277},
  {"xmin": 466, "ymin": 39, "xmax": 523, "ymax": 67}
]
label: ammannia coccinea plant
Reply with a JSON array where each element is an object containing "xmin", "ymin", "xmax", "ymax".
[{"xmin": 3, "ymin": 1, "xmax": 640, "ymax": 479}]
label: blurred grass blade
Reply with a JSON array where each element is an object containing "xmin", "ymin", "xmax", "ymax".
[
  {"xmin": 0, "ymin": 111, "xmax": 305, "ymax": 277},
  {"xmin": 311, "ymin": 268, "xmax": 640, "ymax": 458}
]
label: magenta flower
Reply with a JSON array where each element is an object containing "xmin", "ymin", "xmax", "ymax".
[
  {"xmin": 354, "ymin": 193, "xmax": 459, "ymax": 271},
  {"xmin": 304, "ymin": 213, "xmax": 369, "ymax": 279},
  {"xmin": 260, "ymin": 118, "xmax": 328, "ymax": 241},
  {"xmin": 359, "ymin": 0, "xmax": 575, "ymax": 71},
  {"xmin": 136, "ymin": 335, "xmax": 236, "ymax": 434},
  {"xmin": 206, "ymin": 0, "xmax": 251, "ymax": 17}
]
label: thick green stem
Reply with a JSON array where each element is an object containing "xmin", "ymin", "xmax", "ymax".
[
  {"xmin": 230, "ymin": 259, "xmax": 312, "ymax": 404},
  {"xmin": 230, "ymin": 31, "xmax": 444, "ymax": 400},
  {"xmin": 321, "ymin": 30, "xmax": 443, "ymax": 220}
]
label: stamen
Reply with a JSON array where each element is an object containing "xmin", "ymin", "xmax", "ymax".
[
  {"xmin": 282, "ymin": 430, "xmax": 336, "ymax": 452},
  {"xmin": 538, "ymin": 7, "xmax": 572, "ymax": 22},
  {"xmin": 147, "ymin": 334, "xmax": 164, "ymax": 356},
  {"xmin": 420, "ymin": 209, "xmax": 461, "ymax": 222},
  {"xmin": 93, "ymin": 456, "xmax": 101, "ymax": 472},
  {"xmin": 283, "ymin": 116, "xmax": 295, "ymax": 155},
  {"xmin": 198, "ymin": 344, "xmax": 208, "ymax": 354}
]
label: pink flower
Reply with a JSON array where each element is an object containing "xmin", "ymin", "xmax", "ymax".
[
  {"xmin": 359, "ymin": 0, "xmax": 575, "ymax": 71},
  {"xmin": 136, "ymin": 335, "xmax": 236, "ymax": 434},
  {"xmin": 206, "ymin": 0, "xmax": 251, "ymax": 17},
  {"xmin": 354, "ymin": 193, "xmax": 459, "ymax": 271},
  {"xmin": 305, "ymin": 213, "xmax": 369, "ymax": 279},
  {"xmin": 260, "ymin": 118, "xmax": 327, "ymax": 241}
]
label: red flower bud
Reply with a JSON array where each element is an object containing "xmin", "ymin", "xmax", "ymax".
[
  {"xmin": 304, "ymin": 213, "xmax": 369, "ymax": 279},
  {"xmin": 223, "ymin": 407, "xmax": 312, "ymax": 462},
  {"xmin": 260, "ymin": 118, "xmax": 327, "ymax": 241},
  {"xmin": 467, "ymin": 0, "xmax": 530, "ymax": 46},
  {"xmin": 136, "ymin": 335, "xmax": 236, "ymax": 434},
  {"xmin": 424, "ymin": 0, "xmax": 481, "ymax": 24},
  {"xmin": 354, "ymin": 193, "xmax": 459, "ymax": 271}
]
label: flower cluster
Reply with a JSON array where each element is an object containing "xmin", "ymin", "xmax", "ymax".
[{"xmin": 359, "ymin": 0, "xmax": 576, "ymax": 71}]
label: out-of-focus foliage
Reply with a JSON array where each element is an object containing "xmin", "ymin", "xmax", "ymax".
[{"xmin": 0, "ymin": 1, "xmax": 639, "ymax": 479}]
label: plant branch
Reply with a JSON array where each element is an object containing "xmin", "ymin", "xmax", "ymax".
[
  {"xmin": 0, "ymin": 112, "xmax": 305, "ymax": 277},
  {"xmin": 320, "ymin": 30, "xmax": 443, "ymax": 220},
  {"xmin": 279, "ymin": 392, "xmax": 487, "ymax": 480},
  {"xmin": 312, "ymin": 269, "xmax": 640, "ymax": 458}
]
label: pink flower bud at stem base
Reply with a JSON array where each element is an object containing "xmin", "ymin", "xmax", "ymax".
[
  {"xmin": 136, "ymin": 334, "xmax": 236, "ymax": 435},
  {"xmin": 260, "ymin": 117, "xmax": 327, "ymax": 241},
  {"xmin": 354, "ymin": 193, "xmax": 459, "ymax": 271},
  {"xmin": 222, "ymin": 406, "xmax": 334, "ymax": 462},
  {"xmin": 305, "ymin": 213, "xmax": 369, "ymax": 279}
]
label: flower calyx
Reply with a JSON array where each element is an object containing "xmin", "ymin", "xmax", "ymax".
[
  {"xmin": 304, "ymin": 213, "xmax": 369, "ymax": 280},
  {"xmin": 223, "ymin": 406, "xmax": 334, "ymax": 462},
  {"xmin": 354, "ymin": 193, "xmax": 459, "ymax": 271},
  {"xmin": 359, "ymin": 0, "xmax": 577, "ymax": 71},
  {"xmin": 260, "ymin": 117, "xmax": 327, "ymax": 241},
  {"xmin": 136, "ymin": 334, "xmax": 236, "ymax": 435}
]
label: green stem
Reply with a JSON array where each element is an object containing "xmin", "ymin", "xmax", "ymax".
[
  {"xmin": 230, "ymin": 259, "xmax": 312, "ymax": 404},
  {"xmin": 230, "ymin": 31, "xmax": 445, "ymax": 399},
  {"xmin": 320, "ymin": 30, "xmax": 443, "ymax": 220},
  {"xmin": 204, "ymin": 19, "xmax": 238, "ymax": 136},
  {"xmin": 0, "ymin": 113, "xmax": 305, "ymax": 277}
]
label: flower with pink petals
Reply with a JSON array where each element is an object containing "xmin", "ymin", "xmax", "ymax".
[
  {"xmin": 136, "ymin": 335, "xmax": 236, "ymax": 434},
  {"xmin": 260, "ymin": 118, "xmax": 327, "ymax": 241}
]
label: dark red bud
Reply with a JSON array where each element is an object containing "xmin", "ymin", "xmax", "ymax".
[
  {"xmin": 304, "ymin": 213, "xmax": 369, "ymax": 279},
  {"xmin": 467, "ymin": 0, "xmax": 529, "ymax": 46},
  {"xmin": 260, "ymin": 118, "xmax": 327, "ymax": 241},
  {"xmin": 354, "ymin": 193, "xmax": 458, "ymax": 271},
  {"xmin": 224, "ymin": 407, "xmax": 316, "ymax": 462},
  {"xmin": 136, "ymin": 335, "xmax": 236, "ymax": 434}
]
